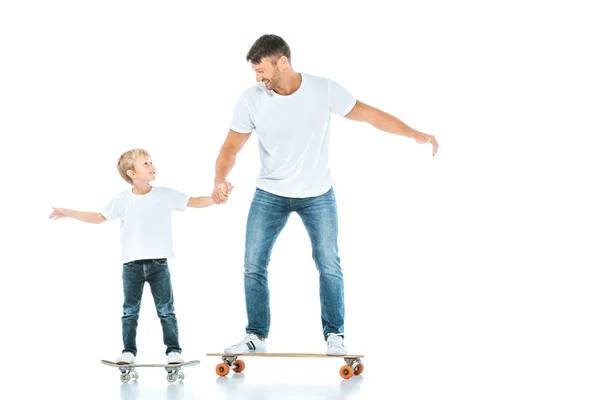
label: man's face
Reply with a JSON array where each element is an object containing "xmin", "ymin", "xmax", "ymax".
[{"xmin": 252, "ymin": 57, "xmax": 282, "ymax": 90}]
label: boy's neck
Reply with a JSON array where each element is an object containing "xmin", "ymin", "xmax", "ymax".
[{"xmin": 132, "ymin": 183, "xmax": 152, "ymax": 195}]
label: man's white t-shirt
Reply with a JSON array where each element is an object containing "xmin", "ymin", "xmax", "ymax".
[
  {"xmin": 100, "ymin": 186, "xmax": 190, "ymax": 263},
  {"xmin": 231, "ymin": 73, "xmax": 357, "ymax": 198}
]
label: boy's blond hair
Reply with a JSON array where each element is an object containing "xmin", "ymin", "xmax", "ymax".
[{"xmin": 117, "ymin": 148, "xmax": 150, "ymax": 185}]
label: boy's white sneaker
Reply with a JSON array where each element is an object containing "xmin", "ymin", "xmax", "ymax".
[
  {"xmin": 167, "ymin": 351, "xmax": 184, "ymax": 364},
  {"xmin": 224, "ymin": 333, "xmax": 266, "ymax": 354},
  {"xmin": 326, "ymin": 333, "xmax": 347, "ymax": 356},
  {"xmin": 116, "ymin": 351, "xmax": 135, "ymax": 364}
]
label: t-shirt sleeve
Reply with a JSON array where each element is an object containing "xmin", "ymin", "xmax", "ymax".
[
  {"xmin": 328, "ymin": 79, "xmax": 357, "ymax": 117},
  {"xmin": 230, "ymin": 93, "xmax": 254, "ymax": 134},
  {"xmin": 100, "ymin": 194, "xmax": 122, "ymax": 221},
  {"xmin": 168, "ymin": 188, "xmax": 191, "ymax": 212}
]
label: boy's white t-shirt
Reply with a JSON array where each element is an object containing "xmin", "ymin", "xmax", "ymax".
[
  {"xmin": 100, "ymin": 186, "xmax": 190, "ymax": 263},
  {"xmin": 231, "ymin": 73, "xmax": 357, "ymax": 198}
]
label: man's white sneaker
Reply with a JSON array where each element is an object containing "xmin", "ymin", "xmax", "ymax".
[
  {"xmin": 167, "ymin": 351, "xmax": 184, "ymax": 364},
  {"xmin": 116, "ymin": 351, "xmax": 135, "ymax": 364},
  {"xmin": 326, "ymin": 333, "xmax": 347, "ymax": 356},
  {"xmin": 224, "ymin": 333, "xmax": 266, "ymax": 354}
]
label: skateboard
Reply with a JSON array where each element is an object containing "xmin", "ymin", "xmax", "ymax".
[
  {"xmin": 206, "ymin": 353, "xmax": 364, "ymax": 379},
  {"xmin": 101, "ymin": 359, "xmax": 200, "ymax": 383}
]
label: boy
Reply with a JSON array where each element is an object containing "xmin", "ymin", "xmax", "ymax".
[{"xmin": 49, "ymin": 148, "xmax": 230, "ymax": 364}]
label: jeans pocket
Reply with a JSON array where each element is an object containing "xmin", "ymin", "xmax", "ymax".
[{"xmin": 152, "ymin": 258, "xmax": 168, "ymax": 266}]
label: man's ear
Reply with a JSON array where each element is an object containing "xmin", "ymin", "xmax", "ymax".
[{"xmin": 278, "ymin": 56, "xmax": 289, "ymax": 70}]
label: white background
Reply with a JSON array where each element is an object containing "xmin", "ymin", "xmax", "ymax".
[{"xmin": 1, "ymin": 0, "xmax": 599, "ymax": 399}]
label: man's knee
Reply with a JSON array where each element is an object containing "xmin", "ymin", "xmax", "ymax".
[{"xmin": 244, "ymin": 247, "xmax": 270, "ymax": 276}]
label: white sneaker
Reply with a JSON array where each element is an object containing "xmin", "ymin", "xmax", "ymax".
[
  {"xmin": 167, "ymin": 351, "xmax": 184, "ymax": 364},
  {"xmin": 116, "ymin": 351, "xmax": 135, "ymax": 364},
  {"xmin": 326, "ymin": 333, "xmax": 347, "ymax": 356},
  {"xmin": 224, "ymin": 333, "xmax": 266, "ymax": 354}
]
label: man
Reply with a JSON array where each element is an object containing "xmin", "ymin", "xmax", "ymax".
[{"xmin": 212, "ymin": 34, "xmax": 438, "ymax": 355}]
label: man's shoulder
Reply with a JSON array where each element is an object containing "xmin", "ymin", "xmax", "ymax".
[
  {"xmin": 302, "ymin": 73, "xmax": 331, "ymax": 85},
  {"xmin": 241, "ymin": 82, "xmax": 268, "ymax": 99}
]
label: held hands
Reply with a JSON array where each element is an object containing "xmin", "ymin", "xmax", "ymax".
[
  {"xmin": 49, "ymin": 207, "xmax": 69, "ymax": 220},
  {"xmin": 212, "ymin": 181, "xmax": 234, "ymax": 205},
  {"xmin": 413, "ymin": 132, "xmax": 439, "ymax": 156}
]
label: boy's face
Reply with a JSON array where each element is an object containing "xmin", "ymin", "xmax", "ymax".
[{"xmin": 130, "ymin": 155, "xmax": 156, "ymax": 183}]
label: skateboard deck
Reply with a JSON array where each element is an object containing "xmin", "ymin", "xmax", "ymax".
[
  {"xmin": 101, "ymin": 359, "xmax": 200, "ymax": 383},
  {"xmin": 206, "ymin": 353, "xmax": 364, "ymax": 379}
]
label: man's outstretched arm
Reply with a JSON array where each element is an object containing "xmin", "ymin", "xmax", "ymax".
[{"xmin": 344, "ymin": 100, "xmax": 438, "ymax": 156}]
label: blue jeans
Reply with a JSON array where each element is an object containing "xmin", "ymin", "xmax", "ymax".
[
  {"xmin": 244, "ymin": 187, "xmax": 345, "ymax": 340},
  {"xmin": 121, "ymin": 258, "xmax": 181, "ymax": 356}
]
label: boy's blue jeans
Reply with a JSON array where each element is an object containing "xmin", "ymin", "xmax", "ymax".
[
  {"xmin": 121, "ymin": 258, "xmax": 181, "ymax": 356},
  {"xmin": 244, "ymin": 187, "xmax": 345, "ymax": 340}
]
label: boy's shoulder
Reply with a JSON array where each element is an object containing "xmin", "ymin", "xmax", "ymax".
[
  {"xmin": 109, "ymin": 186, "xmax": 177, "ymax": 203},
  {"xmin": 151, "ymin": 186, "xmax": 173, "ymax": 195},
  {"xmin": 107, "ymin": 190, "xmax": 129, "ymax": 202}
]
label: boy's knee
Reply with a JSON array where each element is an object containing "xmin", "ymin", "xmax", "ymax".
[
  {"xmin": 122, "ymin": 306, "xmax": 140, "ymax": 317},
  {"xmin": 156, "ymin": 303, "xmax": 175, "ymax": 317}
]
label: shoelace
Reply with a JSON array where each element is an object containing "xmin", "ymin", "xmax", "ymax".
[
  {"xmin": 327, "ymin": 334, "xmax": 343, "ymax": 345},
  {"xmin": 241, "ymin": 334, "xmax": 258, "ymax": 343}
]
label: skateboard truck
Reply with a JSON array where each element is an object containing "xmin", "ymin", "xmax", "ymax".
[
  {"xmin": 101, "ymin": 360, "xmax": 199, "ymax": 383},
  {"xmin": 216, "ymin": 355, "xmax": 247, "ymax": 376},
  {"xmin": 341, "ymin": 357, "xmax": 364, "ymax": 378}
]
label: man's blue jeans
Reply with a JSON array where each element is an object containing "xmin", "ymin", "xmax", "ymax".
[{"xmin": 244, "ymin": 187, "xmax": 345, "ymax": 340}]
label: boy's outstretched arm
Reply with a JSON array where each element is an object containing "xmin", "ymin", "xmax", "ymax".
[
  {"xmin": 187, "ymin": 183, "xmax": 232, "ymax": 208},
  {"xmin": 187, "ymin": 196, "xmax": 215, "ymax": 208},
  {"xmin": 49, "ymin": 208, "xmax": 106, "ymax": 224}
]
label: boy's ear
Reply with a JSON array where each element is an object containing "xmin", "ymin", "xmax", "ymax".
[{"xmin": 126, "ymin": 169, "xmax": 134, "ymax": 179}]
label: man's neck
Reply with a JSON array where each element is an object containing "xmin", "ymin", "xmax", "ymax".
[{"xmin": 274, "ymin": 71, "xmax": 302, "ymax": 96}]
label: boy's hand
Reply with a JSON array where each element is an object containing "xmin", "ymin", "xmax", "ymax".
[{"xmin": 49, "ymin": 207, "xmax": 69, "ymax": 220}]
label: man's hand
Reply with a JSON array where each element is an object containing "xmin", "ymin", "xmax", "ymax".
[
  {"xmin": 212, "ymin": 181, "xmax": 234, "ymax": 204},
  {"xmin": 414, "ymin": 132, "xmax": 439, "ymax": 156},
  {"xmin": 49, "ymin": 207, "xmax": 69, "ymax": 220}
]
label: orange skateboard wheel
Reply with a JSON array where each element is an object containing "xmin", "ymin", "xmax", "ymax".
[
  {"xmin": 216, "ymin": 363, "xmax": 230, "ymax": 376},
  {"xmin": 232, "ymin": 359, "xmax": 245, "ymax": 373},
  {"xmin": 339, "ymin": 365, "xmax": 354, "ymax": 379},
  {"xmin": 354, "ymin": 363, "xmax": 364, "ymax": 375}
]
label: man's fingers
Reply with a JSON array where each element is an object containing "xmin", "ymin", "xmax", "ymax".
[
  {"xmin": 431, "ymin": 137, "xmax": 439, "ymax": 156},
  {"xmin": 218, "ymin": 183, "xmax": 232, "ymax": 195}
]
